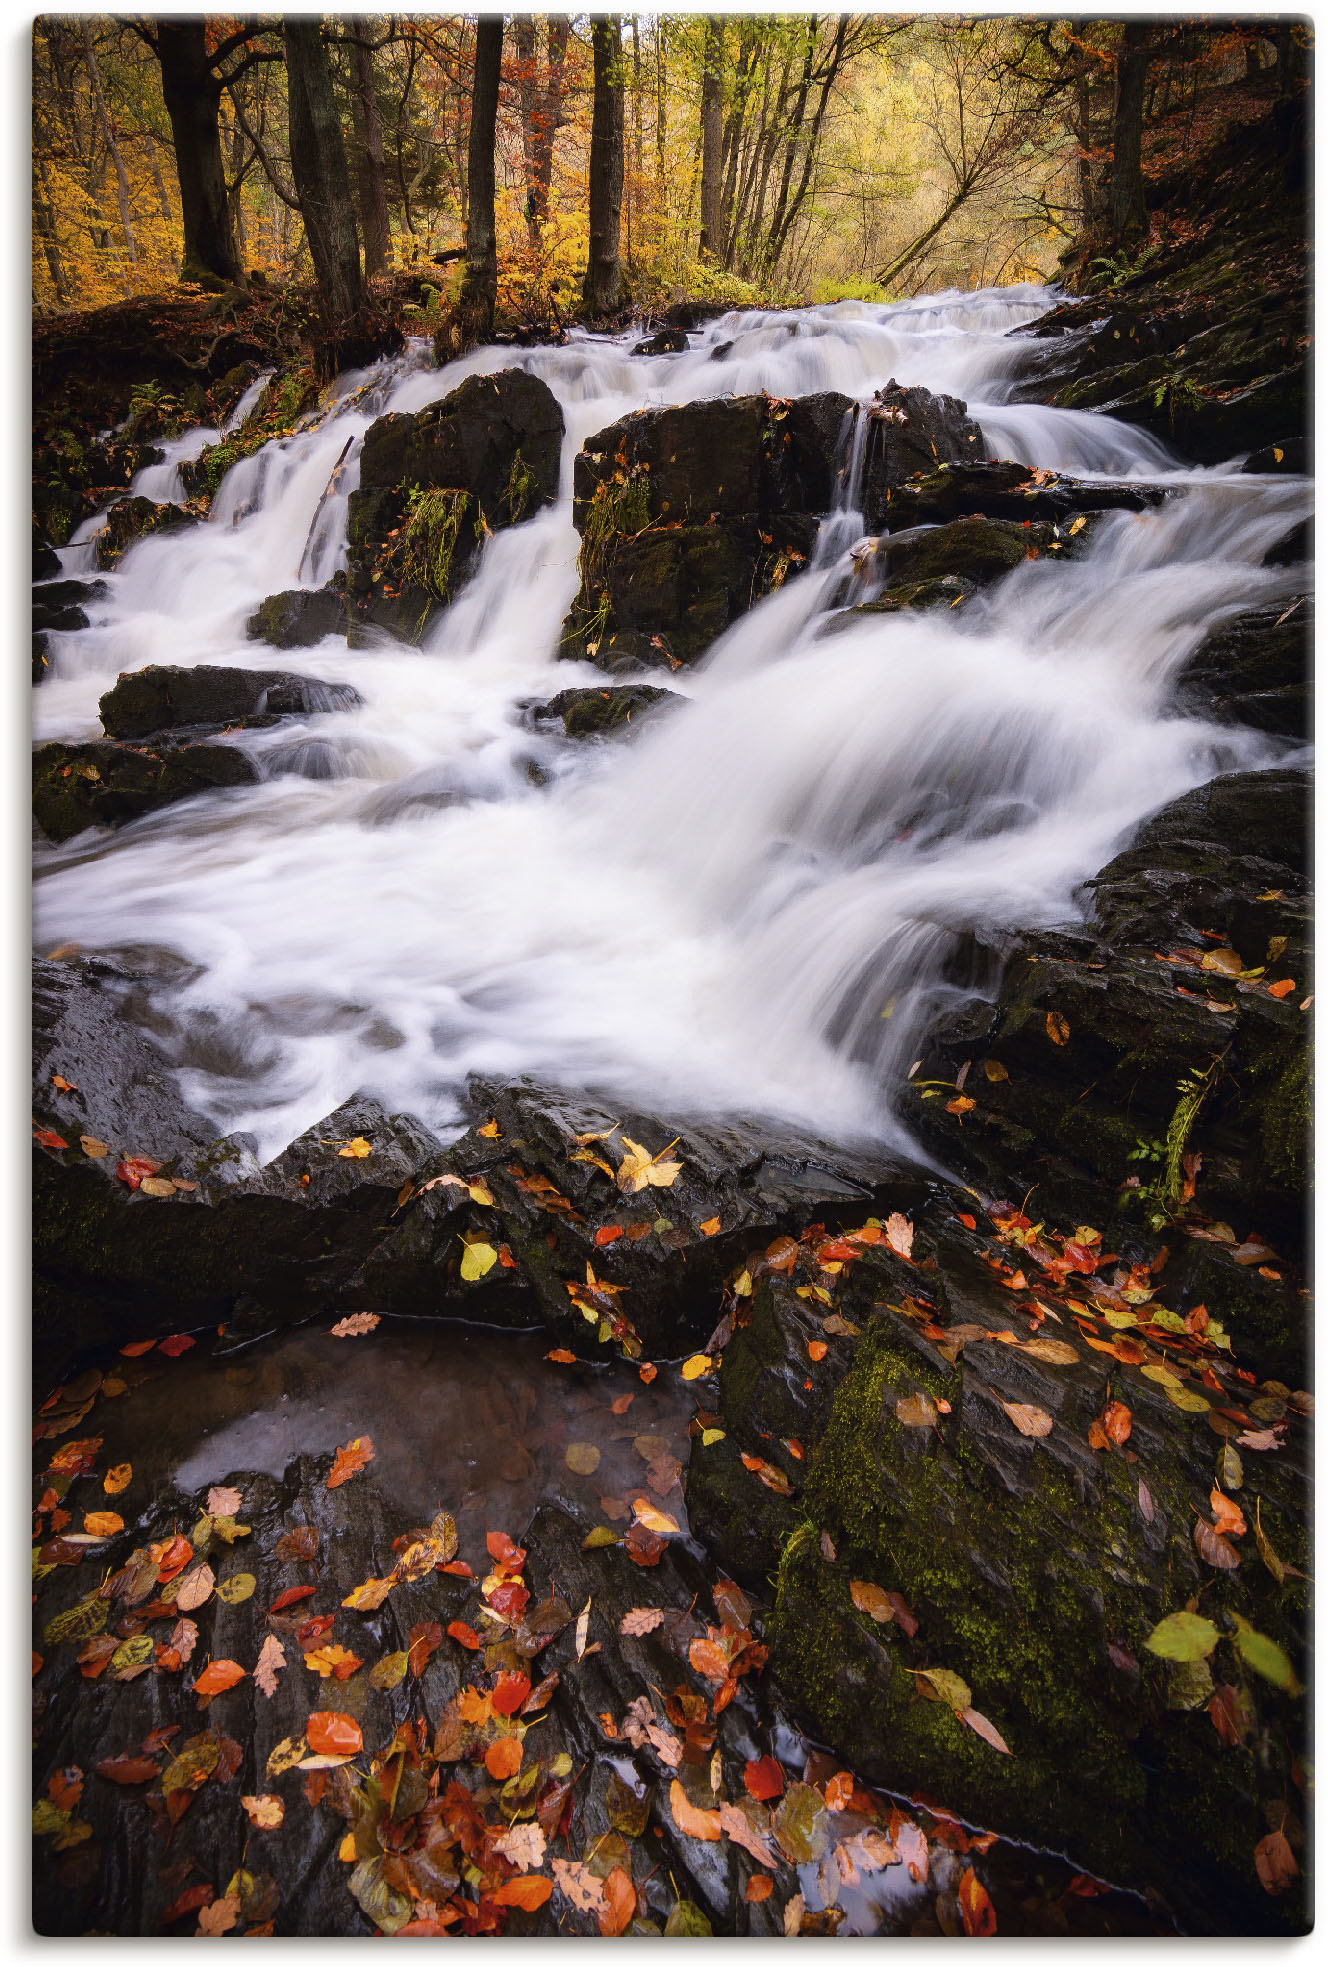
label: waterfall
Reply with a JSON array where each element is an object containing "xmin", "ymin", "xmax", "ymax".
[{"xmin": 32, "ymin": 287, "xmax": 1310, "ymax": 1163}]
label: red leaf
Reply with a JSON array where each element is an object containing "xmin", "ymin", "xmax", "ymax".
[
  {"xmin": 33, "ymin": 1128, "xmax": 68, "ymax": 1152},
  {"xmin": 270, "ymin": 1586, "xmax": 317, "ymax": 1614},
  {"xmin": 158, "ymin": 1333, "xmax": 195, "ymax": 1358},
  {"xmin": 491, "ymin": 1670, "xmax": 532, "ymax": 1716},
  {"xmin": 744, "ymin": 1755, "xmax": 785, "ymax": 1802},
  {"xmin": 95, "ymin": 1754, "xmax": 161, "ymax": 1785},
  {"xmin": 193, "ymin": 1659, "xmax": 246, "ymax": 1700},
  {"xmin": 447, "ymin": 1620, "xmax": 481, "ymax": 1650},
  {"xmin": 116, "ymin": 1155, "xmax": 162, "ymax": 1189}
]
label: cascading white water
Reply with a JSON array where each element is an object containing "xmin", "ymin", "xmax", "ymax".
[{"xmin": 33, "ymin": 285, "xmax": 1310, "ymax": 1162}]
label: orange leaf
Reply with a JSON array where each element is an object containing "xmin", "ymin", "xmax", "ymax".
[
  {"xmin": 959, "ymin": 1868, "xmax": 997, "ymax": 1935},
  {"xmin": 327, "ymin": 1436, "xmax": 375, "ymax": 1489},
  {"xmin": 492, "ymin": 1876, "xmax": 554, "ymax": 1911},
  {"xmin": 491, "ymin": 1670, "xmax": 532, "ymax": 1716},
  {"xmin": 744, "ymin": 1755, "xmax": 784, "ymax": 1802},
  {"xmin": 594, "ymin": 1225, "xmax": 622, "ymax": 1246},
  {"xmin": 447, "ymin": 1620, "xmax": 481, "ymax": 1650},
  {"xmin": 193, "ymin": 1659, "xmax": 246, "ymax": 1700},
  {"xmin": 546, "ymin": 1348, "xmax": 577, "ymax": 1363},
  {"xmin": 485, "ymin": 1737, "xmax": 523, "ymax": 1780},
  {"xmin": 1103, "ymin": 1401, "xmax": 1132, "ymax": 1447},
  {"xmin": 807, "ymin": 1340, "xmax": 828, "ymax": 1362},
  {"xmin": 118, "ymin": 1340, "xmax": 156, "ymax": 1357},
  {"xmin": 1209, "ymin": 1489, "xmax": 1248, "ymax": 1539},
  {"xmin": 746, "ymin": 1875, "xmax": 775, "ymax": 1903},
  {"xmin": 1267, "ymin": 978, "xmax": 1296, "ymax": 998},
  {"xmin": 669, "ymin": 1778, "xmax": 722, "ymax": 1840},
  {"xmin": 103, "ymin": 1464, "xmax": 132, "ymax": 1494},
  {"xmin": 638, "ymin": 1363, "xmax": 658, "ymax": 1384},
  {"xmin": 306, "ymin": 1710, "xmax": 363, "ymax": 1757},
  {"xmin": 83, "ymin": 1511, "xmax": 124, "ymax": 1537},
  {"xmin": 597, "ymin": 1866, "xmax": 637, "ymax": 1937}
]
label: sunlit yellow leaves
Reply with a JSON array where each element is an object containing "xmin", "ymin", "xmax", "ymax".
[
  {"xmin": 82, "ymin": 1511, "xmax": 123, "ymax": 1538},
  {"xmin": 305, "ymin": 1644, "xmax": 363, "ymax": 1680},
  {"xmin": 681, "ymin": 1353, "xmax": 712, "ymax": 1380},
  {"xmin": 338, "ymin": 1136, "xmax": 373, "ymax": 1158},
  {"xmin": 215, "ymin": 1572, "xmax": 256, "ymax": 1604}
]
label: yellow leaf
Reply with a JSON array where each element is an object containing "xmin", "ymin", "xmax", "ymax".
[
  {"xmin": 477, "ymin": 1119, "xmax": 501, "ymax": 1138},
  {"xmin": 616, "ymin": 1136, "xmax": 683, "ymax": 1193},
  {"xmin": 633, "ymin": 1500, "xmax": 680, "ymax": 1535},
  {"xmin": 460, "ymin": 1240, "xmax": 497, "ymax": 1282},
  {"xmin": 681, "ymin": 1354, "xmax": 713, "ymax": 1380},
  {"xmin": 103, "ymin": 1463, "xmax": 132, "ymax": 1495},
  {"xmin": 1045, "ymin": 1012, "xmax": 1070, "ymax": 1045}
]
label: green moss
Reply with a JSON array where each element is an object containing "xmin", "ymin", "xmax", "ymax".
[
  {"xmin": 1258, "ymin": 1046, "xmax": 1310, "ymax": 1195},
  {"xmin": 505, "ymin": 448, "xmax": 536, "ymax": 525},
  {"xmin": 182, "ymin": 363, "xmax": 318, "ymax": 503}
]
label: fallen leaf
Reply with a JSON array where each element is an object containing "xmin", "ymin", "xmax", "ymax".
[
  {"xmin": 241, "ymin": 1794, "xmax": 284, "ymax": 1829},
  {"xmin": 551, "ymin": 1858, "xmax": 606, "ymax": 1911},
  {"xmin": 193, "ymin": 1659, "xmax": 246, "ymax": 1701},
  {"xmin": 960, "ymin": 1707, "xmax": 1012, "ymax": 1754},
  {"xmin": 746, "ymin": 1875, "xmax": 774, "ymax": 1903},
  {"xmin": 739, "ymin": 1452, "xmax": 792, "ymax": 1496},
  {"xmin": 807, "ymin": 1339, "xmax": 828, "ymax": 1362},
  {"xmin": 492, "ymin": 1875, "xmax": 554, "ymax": 1911},
  {"xmin": 306, "ymin": 1711, "xmax": 363, "ymax": 1757},
  {"xmin": 329, "ymin": 1312, "xmax": 380, "ymax": 1337},
  {"xmin": 305, "ymin": 1644, "xmax": 363, "ymax": 1680},
  {"xmin": 894, "ymin": 1393, "xmax": 938, "ymax": 1429},
  {"xmin": 1144, "ymin": 1611, "xmax": 1221, "ymax": 1662},
  {"xmin": 327, "ymin": 1437, "xmax": 375, "ymax": 1489},
  {"xmin": 1252, "ymin": 1498, "xmax": 1285, "ymax": 1583},
  {"xmin": 174, "ymin": 1564, "xmax": 215, "ymax": 1612},
  {"xmin": 1194, "ymin": 1518, "xmax": 1240, "ymax": 1571},
  {"xmin": 884, "ymin": 1212, "xmax": 914, "ymax": 1258},
  {"xmin": 958, "ymin": 1868, "xmax": 997, "ymax": 1935},
  {"xmin": 198, "ymin": 1894, "xmax": 240, "ymax": 1936},
  {"xmin": 216, "ymin": 1573, "xmax": 256, "ymax": 1605},
  {"xmin": 744, "ymin": 1755, "xmax": 785, "ymax": 1802},
  {"xmin": 254, "ymin": 1634, "xmax": 285, "ymax": 1698},
  {"xmin": 681, "ymin": 1353, "xmax": 713, "ymax": 1380},
  {"xmin": 459, "ymin": 1239, "xmax": 497, "ymax": 1281},
  {"xmin": 850, "ymin": 1580, "xmax": 896, "ymax": 1624},
  {"xmin": 598, "ymin": 1866, "xmax": 637, "ymax": 1936},
  {"xmin": 82, "ymin": 1512, "xmax": 123, "ymax": 1538},
  {"xmin": 565, "ymin": 1442, "xmax": 601, "ymax": 1475},
  {"xmin": 338, "ymin": 1136, "xmax": 372, "ymax": 1158},
  {"xmin": 158, "ymin": 1334, "xmax": 195, "ymax": 1357},
  {"xmin": 1103, "ymin": 1401, "xmax": 1132, "ymax": 1447},
  {"xmin": 913, "ymin": 1666, "xmax": 971, "ymax": 1712},
  {"xmin": 670, "ymin": 1778, "xmax": 722, "ymax": 1840},
  {"xmin": 1255, "ymin": 1829, "xmax": 1299, "ymax": 1895},
  {"xmin": 998, "ymin": 1399, "xmax": 1053, "ymax": 1438},
  {"xmin": 620, "ymin": 1607, "xmax": 667, "ymax": 1637},
  {"xmin": 485, "ymin": 1738, "xmax": 523, "ymax": 1780},
  {"xmin": 617, "ymin": 1136, "xmax": 683, "ymax": 1193}
]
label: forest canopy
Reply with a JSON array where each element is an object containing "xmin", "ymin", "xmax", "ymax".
[{"xmin": 32, "ymin": 14, "xmax": 1300, "ymax": 324}]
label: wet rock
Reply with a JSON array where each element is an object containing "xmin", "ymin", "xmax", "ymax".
[
  {"xmin": 33, "ymin": 738, "xmax": 261, "ymax": 842},
  {"xmin": 33, "ymin": 533, "xmax": 62, "ymax": 581},
  {"xmin": 693, "ymin": 1195, "xmax": 1309, "ymax": 1935},
  {"xmin": 1262, "ymin": 515, "xmax": 1311, "ymax": 566},
  {"xmin": 1174, "ymin": 595, "xmax": 1310, "ymax": 738},
  {"xmin": 1241, "ymin": 438, "xmax": 1308, "ymax": 475},
  {"xmin": 876, "ymin": 459, "xmax": 1169, "ymax": 528},
  {"xmin": 857, "ymin": 381, "xmax": 988, "ymax": 532},
  {"xmin": 93, "ymin": 495, "xmax": 206, "ymax": 571},
  {"xmin": 245, "ymin": 588, "xmax": 348, "ymax": 649},
  {"xmin": 33, "ymin": 576, "xmax": 108, "ymax": 683},
  {"xmin": 876, "ymin": 515, "xmax": 1052, "ymax": 591},
  {"xmin": 525, "ymin": 684, "xmax": 682, "ymax": 740},
  {"xmin": 99, "ymin": 665, "xmax": 361, "ymax": 741},
  {"xmin": 345, "ymin": 1076, "xmax": 932, "ymax": 1356},
  {"xmin": 901, "ymin": 767, "xmax": 1310, "ymax": 1375},
  {"xmin": 631, "ymin": 326, "xmax": 689, "ymax": 355},
  {"xmin": 346, "ymin": 369, "xmax": 563, "ymax": 645}
]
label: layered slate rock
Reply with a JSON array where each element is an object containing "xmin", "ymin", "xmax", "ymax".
[
  {"xmin": 682, "ymin": 1193, "xmax": 1309, "ymax": 1936},
  {"xmin": 901, "ymin": 766, "xmax": 1310, "ymax": 1384},
  {"xmin": 1174, "ymin": 595, "xmax": 1310, "ymax": 739},
  {"xmin": 559, "ymin": 384, "xmax": 988, "ymax": 672},
  {"xmin": 32, "ymin": 987, "xmax": 928, "ymax": 1369},
  {"xmin": 345, "ymin": 368, "xmax": 563, "ymax": 645},
  {"xmin": 33, "ymin": 665, "xmax": 362, "ymax": 841},
  {"xmin": 874, "ymin": 458, "xmax": 1169, "ymax": 529}
]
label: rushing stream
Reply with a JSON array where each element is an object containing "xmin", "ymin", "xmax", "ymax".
[{"xmin": 33, "ymin": 284, "xmax": 1309, "ymax": 1164}]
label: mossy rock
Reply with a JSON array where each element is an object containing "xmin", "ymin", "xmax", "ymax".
[
  {"xmin": 526, "ymin": 684, "xmax": 681, "ymax": 740},
  {"xmin": 92, "ymin": 496, "xmax": 205, "ymax": 571}
]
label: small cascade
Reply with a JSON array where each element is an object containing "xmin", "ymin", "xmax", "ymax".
[{"xmin": 32, "ymin": 288, "xmax": 1310, "ymax": 1162}]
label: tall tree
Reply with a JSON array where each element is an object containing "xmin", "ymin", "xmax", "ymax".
[
  {"xmin": 583, "ymin": 16, "xmax": 625, "ymax": 314},
  {"xmin": 82, "ymin": 22, "xmax": 137, "ymax": 262},
  {"xmin": 147, "ymin": 22, "xmax": 242, "ymax": 283},
  {"xmin": 512, "ymin": 15, "xmax": 571, "ymax": 244},
  {"xmin": 1107, "ymin": 23, "xmax": 1152, "ymax": 246},
  {"xmin": 347, "ymin": 17, "xmax": 391, "ymax": 277},
  {"xmin": 284, "ymin": 17, "xmax": 363, "ymax": 326},
  {"xmin": 460, "ymin": 15, "xmax": 502, "ymax": 336},
  {"xmin": 698, "ymin": 16, "xmax": 724, "ymax": 259}
]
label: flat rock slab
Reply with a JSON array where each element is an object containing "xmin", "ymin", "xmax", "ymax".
[
  {"xmin": 525, "ymin": 684, "xmax": 682, "ymax": 739},
  {"xmin": 99, "ymin": 665, "xmax": 361, "ymax": 741}
]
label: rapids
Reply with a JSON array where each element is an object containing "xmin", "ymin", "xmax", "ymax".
[{"xmin": 32, "ymin": 285, "xmax": 1310, "ymax": 1163}]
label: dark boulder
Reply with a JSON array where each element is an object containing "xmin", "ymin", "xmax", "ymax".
[
  {"xmin": 686, "ymin": 1194, "xmax": 1309, "ymax": 1935},
  {"xmin": 1174, "ymin": 595, "xmax": 1310, "ymax": 739},
  {"xmin": 525, "ymin": 683, "xmax": 682, "ymax": 739},
  {"xmin": 245, "ymin": 588, "xmax": 349, "ymax": 649},
  {"xmin": 33, "ymin": 576, "xmax": 107, "ymax": 683},
  {"xmin": 857, "ymin": 381, "xmax": 988, "ymax": 532},
  {"xmin": 876, "ymin": 515, "xmax": 1050, "ymax": 590},
  {"xmin": 345, "ymin": 369, "xmax": 563, "ymax": 645},
  {"xmin": 631, "ymin": 326, "xmax": 689, "ymax": 355},
  {"xmin": 901, "ymin": 767, "xmax": 1310, "ymax": 1377},
  {"xmin": 33, "ymin": 738, "xmax": 260, "ymax": 842},
  {"xmin": 876, "ymin": 459, "xmax": 1169, "ymax": 529},
  {"xmin": 1242, "ymin": 438, "xmax": 1308, "ymax": 475},
  {"xmin": 33, "ymin": 534, "xmax": 62, "ymax": 582},
  {"xmin": 93, "ymin": 495, "xmax": 206, "ymax": 571},
  {"xmin": 1263, "ymin": 516, "xmax": 1311, "ymax": 567},
  {"xmin": 99, "ymin": 665, "xmax": 361, "ymax": 741}
]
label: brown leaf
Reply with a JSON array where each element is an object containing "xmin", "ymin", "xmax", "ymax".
[
  {"xmin": 1193, "ymin": 1518, "xmax": 1240, "ymax": 1571},
  {"xmin": 620, "ymin": 1606, "xmax": 667, "ymax": 1637},
  {"xmin": 329, "ymin": 1312, "xmax": 381, "ymax": 1337},
  {"xmin": 849, "ymin": 1580, "xmax": 895, "ymax": 1625},
  {"xmin": 254, "ymin": 1634, "xmax": 285, "ymax": 1698},
  {"xmin": 241, "ymin": 1794, "xmax": 284, "ymax": 1829},
  {"xmin": 998, "ymin": 1399, "xmax": 1053, "ymax": 1438},
  {"xmin": 1045, "ymin": 1011, "xmax": 1070, "ymax": 1045},
  {"xmin": 274, "ymin": 1525, "xmax": 319, "ymax": 1564},
  {"xmin": 719, "ymin": 1800, "xmax": 779, "ymax": 1868},
  {"xmin": 1255, "ymin": 1829, "xmax": 1299, "ymax": 1895},
  {"xmin": 597, "ymin": 1866, "xmax": 637, "ymax": 1937},
  {"xmin": 551, "ymin": 1858, "xmax": 605, "ymax": 1912},
  {"xmin": 960, "ymin": 1707, "xmax": 1012, "ymax": 1754},
  {"xmin": 894, "ymin": 1392, "xmax": 938, "ymax": 1429}
]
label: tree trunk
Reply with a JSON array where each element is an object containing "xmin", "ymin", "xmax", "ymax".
[
  {"xmin": 583, "ymin": 17, "xmax": 625, "ymax": 315},
  {"xmin": 460, "ymin": 15, "xmax": 502, "ymax": 337},
  {"xmin": 156, "ymin": 21, "xmax": 241, "ymax": 284},
  {"xmin": 1107, "ymin": 23, "xmax": 1151, "ymax": 247},
  {"xmin": 82, "ymin": 22, "xmax": 137, "ymax": 262},
  {"xmin": 285, "ymin": 18, "xmax": 364, "ymax": 333},
  {"xmin": 698, "ymin": 16, "xmax": 724, "ymax": 259},
  {"xmin": 349, "ymin": 16, "xmax": 391, "ymax": 277},
  {"xmin": 33, "ymin": 156, "xmax": 71, "ymax": 305}
]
